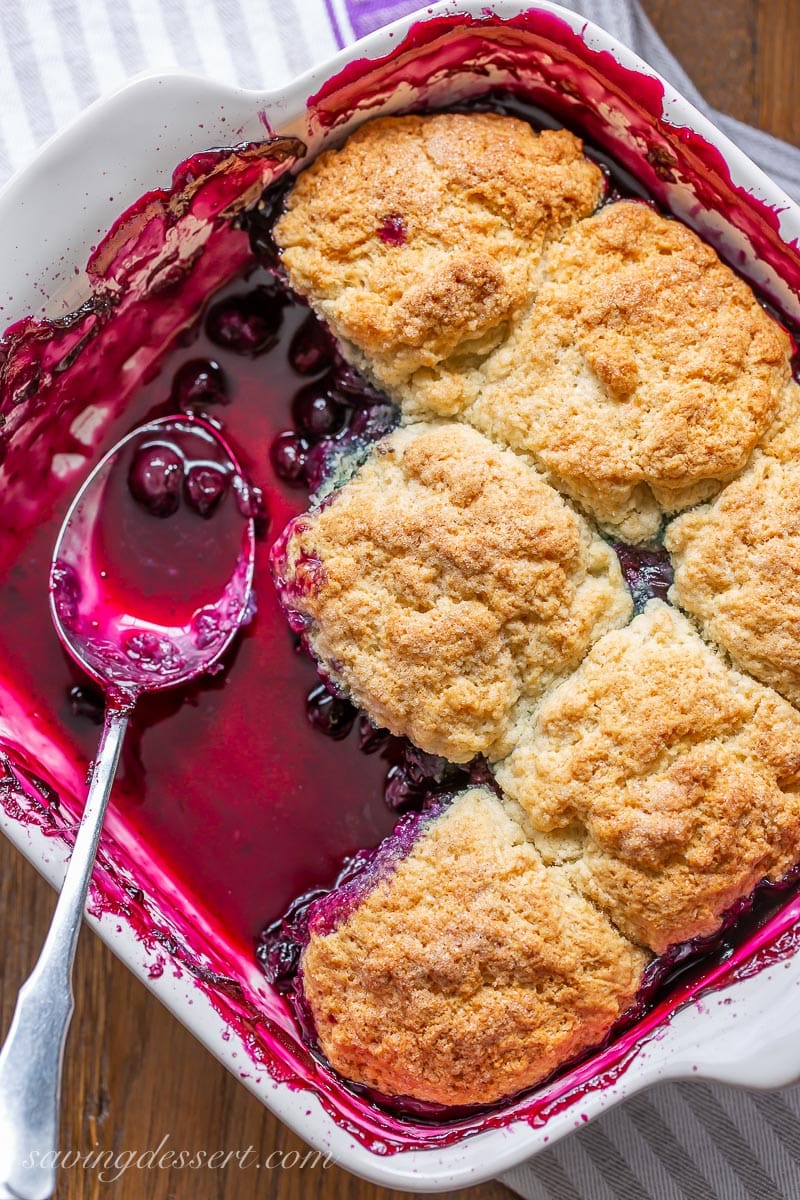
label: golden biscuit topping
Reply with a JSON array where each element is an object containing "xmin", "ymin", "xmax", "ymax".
[
  {"xmin": 302, "ymin": 788, "xmax": 648, "ymax": 1106},
  {"xmin": 468, "ymin": 202, "xmax": 792, "ymax": 541},
  {"xmin": 276, "ymin": 112, "xmax": 604, "ymax": 416},
  {"xmin": 273, "ymin": 422, "xmax": 631, "ymax": 762},
  {"xmin": 667, "ymin": 404, "xmax": 800, "ymax": 706},
  {"xmin": 271, "ymin": 111, "xmax": 800, "ymax": 1109},
  {"xmin": 495, "ymin": 603, "xmax": 800, "ymax": 953}
]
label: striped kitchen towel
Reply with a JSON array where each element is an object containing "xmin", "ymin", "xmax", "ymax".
[
  {"xmin": 2, "ymin": 3, "xmax": 800, "ymax": 1199},
  {"xmin": 2, "ymin": 0, "xmax": 799, "ymax": 197}
]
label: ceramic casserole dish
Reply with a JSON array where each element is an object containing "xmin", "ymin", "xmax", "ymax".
[{"xmin": 2, "ymin": 0, "xmax": 800, "ymax": 1190}]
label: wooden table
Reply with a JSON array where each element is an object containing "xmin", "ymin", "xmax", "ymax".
[{"xmin": 2, "ymin": 4, "xmax": 799, "ymax": 1198}]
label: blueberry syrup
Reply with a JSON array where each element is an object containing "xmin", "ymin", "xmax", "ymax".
[
  {"xmin": 0, "ymin": 281, "xmax": 406, "ymax": 947},
  {"xmin": 3, "ymin": 6, "xmax": 800, "ymax": 1158}
]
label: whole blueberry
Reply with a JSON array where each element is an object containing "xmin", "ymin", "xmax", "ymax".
[
  {"xmin": 302, "ymin": 438, "xmax": 340, "ymax": 495},
  {"xmin": 128, "ymin": 443, "xmax": 184, "ymax": 517},
  {"xmin": 68, "ymin": 684, "xmax": 104, "ymax": 725},
  {"xmin": 270, "ymin": 431, "xmax": 309, "ymax": 485},
  {"xmin": 306, "ymin": 684, "xmax": 356, "ymax": 740},
  {"xmin": 332, "ymin": 359, "xmax": 384, "ymax": 402},
  {"xmin": 170, "ymin": 358, "xmax": 228, "ymax": 411},
  {"xmin": 184, "ymin": 463, "xmax": 228, "ymax": 517},
  {"xmin": 291, "ymin": 380, "xmax": 347, "ymax": 439},
  {"xmin": 288, "ymin": 313, "xmax": 334, "ymax": 376},
  {"xmin": 205, "ymin": 287, "xmax": 284, "ymax": 355}
]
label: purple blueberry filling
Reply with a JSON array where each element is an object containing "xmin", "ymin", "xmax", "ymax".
[
  {"xmin": 376, "ymin": 213, "xmax": 407, "ymax": 246},
  {"xmin": 613, "ymin": 540, "xmax": 674, "ymax": 611},
  {"xmin": 305, "ymin": 683, "xmax": 357, "ymax": 740},
  {"xmin": 384, "ymin": 745, "xmax": 490, "ymax": 813},
  {"xmin": 122, "ymin": 629, "xmax": 185, "ymax": 675},
  {"xmin": 257, "ymin": 295, "xmax": 399, "ymax": 498}
]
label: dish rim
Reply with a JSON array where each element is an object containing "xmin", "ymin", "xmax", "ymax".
[{"xmin": 3, "ymin": 0, "xmax": 800, "ymax": 1190}]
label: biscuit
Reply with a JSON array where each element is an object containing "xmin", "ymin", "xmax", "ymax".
[
  {"xmin": 271, "ymin": 422, "xmax": 632, "ymax": 762},
  {"xmin": 301, "ymin": 787, "xmax": 648, "ymax": 1106},
  {"xmin": 275, "ymin": 112, "xmax": 604, "ymax": 417},
  {"xmin": 495, "ymin": 602, "xmax": 800, "ymax": 953},
  {"xmin": 666, "ymin": 400, "xmax": 800, "ymax": 706},
  {"xmin": 467, "ymin": 202, "xmax": 792, "ymax": 542}
]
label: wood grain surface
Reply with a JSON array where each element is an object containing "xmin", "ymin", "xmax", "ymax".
[{"xmin": 2, "ymin": 4, "xmax": 799, "ymax": 1198}]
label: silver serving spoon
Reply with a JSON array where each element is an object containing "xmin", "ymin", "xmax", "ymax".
[{"xmin": 0, "ymin": 414, "xmax": 256, "ymax": 1200}]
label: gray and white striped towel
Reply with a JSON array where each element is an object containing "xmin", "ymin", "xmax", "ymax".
[{"xmin": 2, "ymin": 3, "xmax": 800, "ymax": 1198}]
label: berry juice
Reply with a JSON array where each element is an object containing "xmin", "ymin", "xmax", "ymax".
[{"xmin": 0, "ymin": 276, "xmax": 404, "ymax": 955}]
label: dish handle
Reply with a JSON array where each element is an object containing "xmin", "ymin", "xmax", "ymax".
[{"xmin": 657, "ymin": 948, "xmax": 800, "ymax": 1091}]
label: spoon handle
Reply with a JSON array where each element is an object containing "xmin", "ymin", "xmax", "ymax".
[{"xmin": 0, "ymin": 707, "xmax": 130, "ymax": 1200}]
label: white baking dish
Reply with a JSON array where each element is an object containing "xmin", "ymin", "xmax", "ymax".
[{"xmin": 2, "ymin": 0, "xmax": 800, "ymax": 1191}]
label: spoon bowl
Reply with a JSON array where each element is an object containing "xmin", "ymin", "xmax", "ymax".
[
  {"xmin": 0, "ymin": 414, "xmax": 257, "ymax": 1200},
  {"xmin": 50, "ymin": 414, "xmax": 257, "ymax": 699}
]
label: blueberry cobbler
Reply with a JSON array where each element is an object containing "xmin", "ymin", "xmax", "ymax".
[
  {"xmin": 4, "ymin": 95, "xmax": 800, "ymax": 1118},
  {"xmin": 262, "ymin": 109, "xmax": 800, "ymax": 1106}
]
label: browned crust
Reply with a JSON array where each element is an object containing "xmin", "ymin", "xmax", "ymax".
[
  {"xmin": 468, "ymin": 202, "xmax": 792, "ymax": 541},
  {"xmin": 495, "ymin": 602, "xmax": 800, "ymax": 953},
  {"xmin": 302, "ymin": 788, "xmax": 648, "ymax": 1106},
  {"xmin": 276, "ymin": 422, "xmax": 631, "ymax": 762},
  {"xmin": 276, "ymin": 112, "xmax": 604, "ymax": 416}
]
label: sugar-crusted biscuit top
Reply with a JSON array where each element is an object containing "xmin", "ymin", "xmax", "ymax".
[
  {"xmin": 301, "ymin": 787, "xmax": 648, "ymax": 1107},
  {"xmin": 495, "ymin": 602, "xmax": 800, "ymax": 953},
  {"xmin": 271, "ymin": 422, "xmax": 631, "ymax": 762},
  {"xmin": 270, "ymin": 113, "xmax": 800, "ymax": 1107},
  {"xmin": 666, "ymin": 400, "xmax": 800, "ymax": 707},
  {"xmin": 467, "ymin": 201, "xmax": 792, "ymax": 542},
  {"xmin": 275, "ymin": 112, "xmax": 604, "ymax": 416}
]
